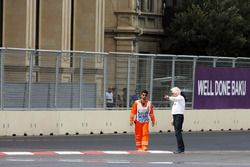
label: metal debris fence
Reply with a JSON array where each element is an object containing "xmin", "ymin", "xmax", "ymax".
[{"xmin": 0, "ymin": 48, "xmax": 250, "ymax": 110}]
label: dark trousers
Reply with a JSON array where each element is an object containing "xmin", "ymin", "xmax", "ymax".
[{"xmin": 173, "ymin": 114, "xmax": 185, "ymax": 152}]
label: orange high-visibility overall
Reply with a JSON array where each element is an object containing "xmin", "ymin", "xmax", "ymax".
[{"xmin": 130, "ymin": 100, "xmax": 155, "ymax": 150}]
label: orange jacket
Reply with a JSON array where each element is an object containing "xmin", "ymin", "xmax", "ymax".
[{"xmin": 130, "ymin": 99, "xmax": 155, "ymax": 124}]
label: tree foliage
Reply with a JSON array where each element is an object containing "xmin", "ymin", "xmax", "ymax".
[{"xmin": 164, "ymin": 0, "xmax": 250, "ymax": 57}]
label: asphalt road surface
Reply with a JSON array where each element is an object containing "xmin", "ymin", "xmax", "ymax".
[{"xmin": 0, "ymin": 131, "xmax": 250, "ymax": 167}]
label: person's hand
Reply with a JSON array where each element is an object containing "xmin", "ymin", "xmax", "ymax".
[
  {"xmin": 152, "ymin": 123, "xmax": 155, "ymax": 127},
  {"xmin": 164, "ymin": 95, "xmax": 169, "ymax": 100},
  {"xmin": 130, "ymin": 122, "xmax": 134, "ymax": 126}
]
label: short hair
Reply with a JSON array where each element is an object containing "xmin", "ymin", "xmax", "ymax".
[
  {"xmin": 171, "ymin": 87, "xmax": 181, "ymax": 95},
  {"xmin": 141, "ymin": 89, "xmax": 148, "ymax": 95}
]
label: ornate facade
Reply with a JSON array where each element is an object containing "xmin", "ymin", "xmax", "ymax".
[
  {"xmin": 0, "ymin": 0, "xmax": 165, "ymax": 96},
  {"xmin": 1, "ymin": 0, "xmax": 164, "ymax": 52}
]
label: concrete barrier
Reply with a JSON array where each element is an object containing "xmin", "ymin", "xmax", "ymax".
[{"xmin": 0, "ymin": 109, "xmax": 249, "ymax": 136}]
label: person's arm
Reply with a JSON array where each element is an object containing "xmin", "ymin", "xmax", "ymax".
[
  {"xmin": 169, "ymin": 95, "xmax": 183, "ymax": 102},
  {"xmin": 130, "ymin": 102, "xmax": 137, "ymax": 126},
  {"xmin": 149, "ymin": 103, "xmax": 155, "ymax": 126}
]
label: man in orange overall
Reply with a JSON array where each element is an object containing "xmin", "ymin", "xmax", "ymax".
[{"xmin": 130, "ymin": 89, "xmax": 155, "ymax": 151}]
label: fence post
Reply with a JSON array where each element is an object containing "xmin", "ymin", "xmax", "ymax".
[
  {"xmin": 0, "ymin": 49, "xmax": 4, "ymax": 111},
  {"xmin": 28, "ymin": 50, "xmax": 35, "ymax": 110},
  {"xmin": 191, "ymin": 57, "xmax": 197, "ymax": 109},
  {"xmin": 213, "ymin": 58, "xmax": 217, "ymax": 67},
  {"xmin": 79, "ymin": 52, "xmax": 84, "ymax": 109},
  {"xmin": 103, "ymin": 54, "xmax": 107, "ymax": 109},
  {"xmin": 171, "ymin": 56, "xmax": 176, "ymax": 89},
  {"xmin": 149, "ymin": 55, "xmax": 154, "ymax": 101},
  {"xmin": 127, "ymin": 54, "xmax": 132, "ymax": 109},
  {"xmin": 232, "ymin": 58, "xmax": 236, "ymax": 68},
  {"xmin": 54, "ymin": 52, "xmax": 60, "ymax": 108}
]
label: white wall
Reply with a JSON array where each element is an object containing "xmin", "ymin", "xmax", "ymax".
[{"xmin": 0, "ymin": 109, "xmax": 249, "ymax": 136}]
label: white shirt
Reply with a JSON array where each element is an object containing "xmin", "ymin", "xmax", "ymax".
[
  {"xmin": 106, "ymin": 92, "xmax": 113, "ymax": 103},
  {"xmin": 135, "ymin": 100, "xmax": 151, "ymax": 123},
  {"xmin": 169, "ymin": 95, "xmax": 185, "ymax": 115}
]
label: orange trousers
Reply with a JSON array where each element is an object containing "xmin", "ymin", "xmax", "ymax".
[{"xmin": 134, "ymin": 121, "xmax": 149, "ymax": 150}]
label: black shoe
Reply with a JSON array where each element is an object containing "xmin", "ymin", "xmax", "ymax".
[{"xmin": 173, "ymin": 150, "xmax": 184, "ymax": 154}]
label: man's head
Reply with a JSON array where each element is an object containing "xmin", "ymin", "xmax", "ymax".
[
  {"xmin": 108, "ymin": 88, "xmax": 112, "ymax": 92},
  {"xmin": 140, "ymin": 89, "xmax": 148, "ymax": 101},
  {"xmin": 171, "ymin": 87, "xmax": 181, "ymax": 97}
]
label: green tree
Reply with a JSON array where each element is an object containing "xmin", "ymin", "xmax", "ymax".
[
  {"xmin": 164, "ymin": 0, "xmax": 249, "ymax": 57},
  {"xmin": 235, "ymin": 0, "xmax": 250, "ymax": 57}
]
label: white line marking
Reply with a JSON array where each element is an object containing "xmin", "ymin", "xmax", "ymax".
[
  {"xmin": 55, "ymin": 151, "xmax": 83, "ymax": 155},
  {"xmin": 150, "ymin": 162, "xmax": 174, "ymax": 164},
  {"xmin": 3, "ymin": 152, "xmax": 34, "ymax": 155},
  {"xmin": 59, "ymin": 159, "xmax": 84, "ymax": 163},
  {"xmin": 0, "ymin": 150, "xmax": 189, "ymax": 156},
  {"xmin": 147, "ymin": 150, "xmax": 173, "ymax": 154},
  {"xmin": 106, "ymin": 160, "xmax": 130, "ymax": 164},
  {"xmin": 103, "ymin": 151, "xmax": 129, "ymax": 154},
  {"xmin": 6, "ymin": 158, "xmax": 35, "ymax": 162}
]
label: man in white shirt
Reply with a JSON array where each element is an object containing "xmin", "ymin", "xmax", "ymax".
[
  {"xmin": 106, "ymin": 88, "xmax": 114, "ymax": 108},
  {"xmin": 164, "ymin": 87, "xmax": 185, "ymax": 154}
]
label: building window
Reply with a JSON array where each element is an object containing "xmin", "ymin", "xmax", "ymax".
[
  {"xmin": 35, "ymin": 0, "xmax": 40, "ymax": 49},
  {"xmin": 138, "ymin": 0, "xmax": 154, "ymax": 12}
]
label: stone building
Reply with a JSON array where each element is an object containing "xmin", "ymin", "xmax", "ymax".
[
  {"xmin": 1, "ymin": 0, "xmax": 164, "ymax": 53},
  {"xmin": 0, "ymin": 0, "xmax": 165, "ymax": 106}
]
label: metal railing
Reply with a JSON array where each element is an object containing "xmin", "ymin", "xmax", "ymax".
[{"xmin": 0, "ymin": 47, "xmax": 250, "ymax": 111}]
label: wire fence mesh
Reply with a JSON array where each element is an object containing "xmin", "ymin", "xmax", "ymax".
[{"xmin": 0, "ymin": 48, "xmax": 250, "ymax": 110}]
